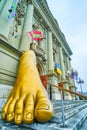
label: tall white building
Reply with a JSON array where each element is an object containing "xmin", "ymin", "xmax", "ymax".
[{"xmin": 0, "ymin": 0, "xmax": 75, "ymax": 100}]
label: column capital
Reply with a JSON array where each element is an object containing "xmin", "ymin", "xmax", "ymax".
[
  {"xmin": 47, "ymin": 27, "xmax": 54, "ymax": 71},
  {"xmin": 47, "ymin": 27, "xmax": 52, "ymax": 32},
  {"xmin": 28, "ymin": 0, "xmax": 34, "ymax": 4},
  {"xmin": 20, "ymin": 0, "xmax": 34, "ymax": 50},
  {"xmin": 58, "ymin": 43, "xmax": 61, "ymax": 47},
  {"xmin": 59, "ymin": 45, "xmax": 66, "ymax": 79}
]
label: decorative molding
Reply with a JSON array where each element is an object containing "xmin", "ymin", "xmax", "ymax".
[
  {"xmin": 15, "ymin": 0, "xmax": 27, "ymax": 25},
  {"xmin": 35, "ymin": 0, "xmax": 73, "ymax": 56},
  {"xmin": 0, "ymin": 39, "xmax": 22, "ymax": 56},
  {"xmin": 9, "ymin": 0, "xmax": 27, "ymax": 38},
  {"xmin": 47, "ymin": 27, "xmax": 52, "ymax": 32},
  {"xmin": 53, "ymin": 44, "xmax": 57, "ymax": 52}
]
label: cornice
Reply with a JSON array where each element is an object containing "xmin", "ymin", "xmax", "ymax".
[
  {"xmin": 28, "ymin": 0, "xmax": 34, "ymax": 4},
  {"xmin": 35, "ymin": 0, "xmax": 73, "ymax": 56},
  {"xmin": 0, "ymin": 39, "xmax": 22, "ymax": 56}
]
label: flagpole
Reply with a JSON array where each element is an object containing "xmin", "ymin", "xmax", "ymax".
[
  {"xmin": 55, "ymin": 63, "xmax": 66, "ymax": 128},
  {"xmin": 77, "ymin": 78, "xmax": 84, "ymax": 94},
  {"xmin": 70, "ymin": 69, "xmax": 78, "ymax": 100},
  {"xmin": 60, "ymin": 89, "xmax": 66, "ymax": 128}
]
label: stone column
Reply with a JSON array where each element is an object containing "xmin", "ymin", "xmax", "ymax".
[
  {"xmin": 19, "ymin": 2, "xmax": 34, "ymax": 51},
  {"xmin": 66, "ymin": 57, "xmax": 71, "ymax": 71},
  {"xmin": 0, "ymin": 0, "xmax": 6, "ymax": 13},
  {"xmin": 66, "ymin": 56, "xmax": 72, "ymax": 100},
  {"xmin": 0, "ymin": 0, "xmax": 17, "ymax": 39},
  {"xmin": 68, "ymin": 59, "xmax": 72, "ymax": 70},
  {"xmin": 47, "ymin": 30, "xmax": 54, "ymax": 100},
  {"xmin": 47, "ymin": 30, "xmax": 54, "ymax": 71},
  {"xmin": 59, "ymin": 46, "xmax": 65, "ymax": 79}
]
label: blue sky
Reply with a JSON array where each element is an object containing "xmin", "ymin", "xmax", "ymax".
[{"xmin": 47, "ymin": 0, "xmax": 87, "ymax": 92}]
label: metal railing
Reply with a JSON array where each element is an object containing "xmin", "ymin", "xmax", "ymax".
[
  {"xmin": 48, "ymin": 82, "xmax": 87, "ymax": 99},
  {"xmin": 47, "ymin": 82, "xmax": 87, "ymax": 128}
]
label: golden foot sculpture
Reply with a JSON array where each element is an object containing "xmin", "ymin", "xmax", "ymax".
[{"xmin": 1, "ymin": 50, "xmax": 53, "ymax": 125}]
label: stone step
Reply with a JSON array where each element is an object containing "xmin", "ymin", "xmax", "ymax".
[
  {"xmin": 49, "ymin": 108, "xmax": 87, "ymax": 130},
  {"xmin": 63, "ymin": 108, "xmax": 87, "ymax": 130},
  {"xmin": 0, "ymin": 99, "xmax": 86, "ymax": 112},
  {"xmin": 80, "ymin": 118, "xmax": 87, "ymax": 130},
  {"xmin": 0, "ymin": 120, "xmax": 34, "ymax": 130},
  {"xmin": 53, "ymin": 103, "xmax": 85, "ymax": 113},
  {"xmin": 51, "ymin": 100, "xmax": 87, "ymax": 104},
  {"xmin": 52, "ymin": 100, "xmax": 87, "ymax": 107},
  {"xmin": 0, "ymin": 99, "xmax": 87, "ymax": 130},
  {"xmin": 0, "ymin": 107, "xmax": 87, "ymax": 130},
  {"xmin": 51, "ymin": 103, "xmax": 87, "ymax": 123}
]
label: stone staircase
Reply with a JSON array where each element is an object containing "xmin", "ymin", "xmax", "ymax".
[{"xmin": 0, "ymin": 99, "xmax": 87, "ymax": 130}]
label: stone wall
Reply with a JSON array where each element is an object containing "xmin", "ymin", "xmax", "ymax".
[{"xmin": 0, "ymin": 39, "xmax": 21, "ymax": 86}]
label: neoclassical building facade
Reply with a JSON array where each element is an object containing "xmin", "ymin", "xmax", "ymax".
[{"xmin": 0, "ymin": 0, "xmax": 75, "ymax": 100}]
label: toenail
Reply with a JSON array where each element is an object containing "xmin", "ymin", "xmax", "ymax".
[
  {"xmin": 37, "ymin": 104, "xmax": 49, "ymax": 110},
  {"xmin": 17, "ymin": 115, "xmax": 21, "ymax": 120},
  {"xmin": 7, "ymin": 113, "xmax": 12, "ymax": 118},
  {"xmin": 15, "ymin": 114, "xmax": 21, "ymax": 121},
  {"xmin": 26, "ymin": 113, "xmax": 32, "ymax": 119}
]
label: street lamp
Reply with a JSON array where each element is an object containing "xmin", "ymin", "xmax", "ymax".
[{"xmin": 77, "ymin": 78, "xmax": 84, "ymax": 94}]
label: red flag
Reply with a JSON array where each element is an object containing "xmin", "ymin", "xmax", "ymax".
[{"xmin": 28, "ymin": 29, "xmax": 44, "ymax": 41}]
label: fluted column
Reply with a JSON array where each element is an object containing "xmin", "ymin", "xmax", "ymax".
[
  {"xmin": 19, "ymin": 2, "xmax": 34, "ymax": 51},
  {"xmin": 0, "ymin": 0, "xmax": 17, "ymax": 39},
  {"xmin": 66, "ymin": 57, "xmax": 71, "ymax": 71},
  {"xmin": 68, "ymin": 59, "xmax": 72, "ymax": 70},
  {"xmin": 47, "ymin": 30, "xmax": 54, "ymax": 71},
  {"xmin": 59, "ymin": 46, "xmax": 65, "ymax": 79}
]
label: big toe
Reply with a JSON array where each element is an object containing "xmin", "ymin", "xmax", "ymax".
[{"xmin": 35, "ymin": 99, "xmax": 53, "ymax": 122}]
